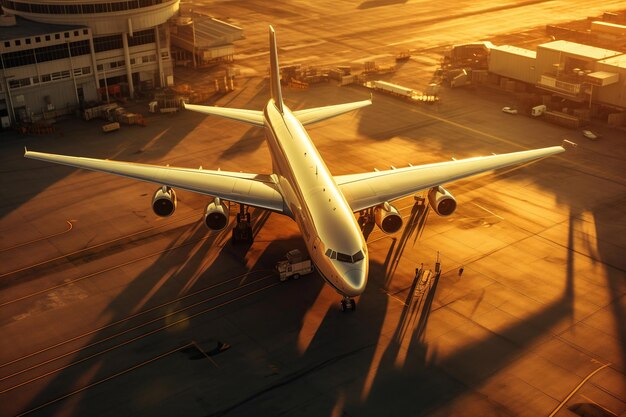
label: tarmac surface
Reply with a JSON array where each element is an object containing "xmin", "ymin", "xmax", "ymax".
[{"xmin": 1, "ymin": 1, "xmax": 625, "ymax": 416}]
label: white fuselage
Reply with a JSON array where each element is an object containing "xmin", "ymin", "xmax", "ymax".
[{"xmin": 263, "ymin": 100, "xmax": 368, "ymax": 297}]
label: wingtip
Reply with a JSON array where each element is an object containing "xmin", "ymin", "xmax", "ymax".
[{"xmin": 561, "ymin": 139, "xmax": 578, "ymax": 149}]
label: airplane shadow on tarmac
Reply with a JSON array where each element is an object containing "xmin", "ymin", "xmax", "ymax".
[
  {"xmin": 18, "ymin": 208, "xmax": 319, "ymax": 417},
  {"xmin": 210, "ymin": 213, "xmax": 577, "ymax": 417},
  {"xmin": 0, "ymin": 106, "xmax": 208, "ymax": 222}
]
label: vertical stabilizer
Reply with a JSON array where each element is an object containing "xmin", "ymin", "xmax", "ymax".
[{"xmin": 269, "ymin": 26, "xmax": 284, "ymax": 114}]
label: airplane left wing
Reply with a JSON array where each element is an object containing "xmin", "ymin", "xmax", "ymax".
[
  {"xmin": 24, "ymin": 150, "xmax": 285, "ymax": 213},
  {"xmin": 335, "ymin": 146, "xmax": 565, "ymax": 212},
  {"xmin": 183, "ymin": 103, "xmax": 264, "ymax": 127},
  {"xmin": 293, "ymin": 97, "xmax": 372, "ymax": 126}
]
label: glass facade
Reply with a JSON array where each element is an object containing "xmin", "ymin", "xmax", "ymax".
[
  {"xmin": 0, "ymin": 0, "xmax": 167, "ymax": 14},
  {"xmin": 1, "ymin": 40, "xmax": 91, "ymax": 68}
]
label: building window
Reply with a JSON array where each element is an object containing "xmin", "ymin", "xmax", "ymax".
[
  {"xmin": 128, "ymin": 29, "xmax": 155, "ymax": 47},
  {"xmin": 64, "ymin": 32, "xmax": 69, "ymax": 39},
  {"xmin": 35, "ymin": 36, "xmax": 41, "ymax": 43},
  {"xmin": 97, "ymin": 64, "xmax": 103, "ymax": 71},
  {"xmin": 3, "ymin": 41, "xmax": 9, "ymax": 47},
  {"xmin": 34, "ymin": 44, "xmax": 69, "ymax": 63},
  {"xmin": 55, "ymin": 34, "xmax": 60, "ymax": 40},
  {"xmin": 69, "ymin": 40, "xmax": 91, "ymax": 56},
  {"xmin": 65, "ymin": 5, "xmax": 81, "ymax": 14},
  {"xmin": 3, "ymin": 49, "xmax": 35, "ymax": 68},
  {"xmin": 9, "ymin": 78, "xmax": 31, "ymax": 89},
  {"xmin": 25, "ymin": 38, "xmax": 31, "ymax": 45},
  {"xmin": 47, "ymin": 4, "xmax": 62, "ymax": 14},
  {"xmin": 110, "ymin": 60, "xmax": 125, "ymax": 68},
  {"xmin": 74, "ymin": 30, "xmax": 79, "ymax": 37},
  {"xmin": 45, "ymin": 35, "xmax": 50, "ymax": 41},
  {"xmin": 94, "ymin": 3, "xmax": 108, "ymax": 13},
  {"xmin": 30, "ymin": 4, "xmax": 48, "ymax": 13},
  {"xmin": 14, "ymin": 40, "xmax": 20, "ymax": 46},
  {"xmin": 83, "ymin": 29, "xmax": 89, "ymax": 35},
  {"xmin": 93, "ymin": 34, "xmax": 123, "ymax": 52}
]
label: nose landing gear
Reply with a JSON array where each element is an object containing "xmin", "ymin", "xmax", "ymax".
[{"xmin": 340, "ymin": 297, "xmax": 356, "ymax": 312}]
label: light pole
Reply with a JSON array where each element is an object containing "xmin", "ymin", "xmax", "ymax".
[
  {"xmin": 102, "ymin": 65, "xmax": 110, "ymax": 103},
  {"xmin": 0, "ymin": 53, "xmax": 16, "ymax": 125},
  {"xmin": 66, "ymin": 41, "xmax": 80, "ymax": 106}
]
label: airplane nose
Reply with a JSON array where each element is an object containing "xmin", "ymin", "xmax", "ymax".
[{"xmin": 344, "ymin": 268, "xmax": 367, "ymax": 294}]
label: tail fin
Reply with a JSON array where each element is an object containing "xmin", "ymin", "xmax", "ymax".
[{"xmin": 269, "ymin": 26, "xmax": 284, "ymax": 114}]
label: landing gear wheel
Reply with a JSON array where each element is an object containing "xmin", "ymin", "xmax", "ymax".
[
  {"xmin": 340, "ymin": 297, "xmax": 356, "ymax": 312},
  {"xmin": 232, "ymin": 204, "xmax": 253, "ymax": 245},
  {"xmin": 292, "ymin": 273, "xmax": 300, "ymax": 280}
]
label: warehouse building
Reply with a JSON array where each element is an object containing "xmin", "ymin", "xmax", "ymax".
[
  {"xmin": 489, "ymin": 45, "xmax": 537, "ymax": 85},
  {"xmin": 0, "ymin": 0, "xmax": 180, "ymax": 127},
  {"xmin": 595, "ymin": 54, "xmax": 626, "ymax": 111},
  {"xmin": 487, "ymin": 39, "xmax": 626, "ymax": 119}
]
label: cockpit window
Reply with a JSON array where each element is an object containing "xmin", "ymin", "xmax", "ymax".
[
  {"xmin": 324, "ymin": 248, "xmax": 365, "ymax": 263},
  {"xmin": 336, "ymin": 252, "xmax": 352, "ymax": 263}
]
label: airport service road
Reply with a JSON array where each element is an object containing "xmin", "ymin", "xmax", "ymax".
[{"xmin": 204, "ymin": 0, "xmax": 626, "ymax": 65}]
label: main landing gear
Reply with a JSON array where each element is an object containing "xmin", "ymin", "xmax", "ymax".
[
  {"xmin": 340, "ymin": 296, "xmax": 356, "ymax": 312},
  {"xmin": 232, "ymin": 204, "xmax": 253, "ymax": 244}
]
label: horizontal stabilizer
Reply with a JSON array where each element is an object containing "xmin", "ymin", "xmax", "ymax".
[
  {"xmin": 183, "ymin": 102, "xmax": 264, "ymax": 127},
  {"xmin": 293, "ymin": 97, "xmax": 372, "ymax": 126}
]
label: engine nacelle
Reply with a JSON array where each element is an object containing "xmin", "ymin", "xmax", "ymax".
[
  {"xmin": 152, "ymin": 186, "xmax": 177, "ymax": 217},
  {"xmin": 374, "ymin": 202, "xmax": 403, "ymax": 234},
  {"xmin": 204, "ymin": 198, "xmax": 229, "ymax": 231},
  {"xmin": 428, "ymin": 186, "xmax": 457, "ymax": 216}
]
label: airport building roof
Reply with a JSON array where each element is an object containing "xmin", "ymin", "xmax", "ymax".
[
  {"xmin": 491, "ymin": 45, "xmax": 536, "ymax": 58},
  {"xmin": 0, "ymin": 16, "xmax": 83, "ymax": 42},
  {"xmin": 597, "ymin": 54, "xmax": 626, "ymax": 69},
  {"xmin": 537, "ymin": 40, "xmax": 622, "ymax": 60}
]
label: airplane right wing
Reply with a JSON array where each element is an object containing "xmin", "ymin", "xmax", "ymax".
[
  {"xmin": 292, "ymin": 97, "xmax": 372, "ymax": 125},
  {"xmin": 335, "ymin": 145, "xmax": 565, "ymax": 212},
  {"xmin": 183, "ymin": 103, "xmax": 264, "ymax": 127}
]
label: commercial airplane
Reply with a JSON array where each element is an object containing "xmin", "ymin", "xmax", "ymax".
[{"xmin": 25, "ymin": 26, "xmax": 568, "ymax": 311}]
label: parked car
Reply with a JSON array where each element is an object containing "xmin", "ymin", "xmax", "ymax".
[
  {"xmin": 502, "ymin": 106, "xmax": 518, "ymax": 115},
  {"xmin": 582, "ymin": 130, "xmax": 601, "ymax": 140}
]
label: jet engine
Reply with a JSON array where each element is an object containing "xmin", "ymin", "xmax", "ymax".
[
  {"xmin": 428, "ymin": 186, "xmax": 457, "ymax": 216},
  {"xmin": 374, "ymin": 202, "xmax": 403, "ymax": 234},
  {"xmin": 204, "ymin": 198, "xmax": 229, "ymax": 231},
  {"xmin": 152, "ymin": 186, "xmax": 177, "ymax": 217}
]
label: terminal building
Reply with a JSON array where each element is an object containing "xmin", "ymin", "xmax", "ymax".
[{"xmin": 0, "ymin": 0, "xmax": 180, "ymax": 127}]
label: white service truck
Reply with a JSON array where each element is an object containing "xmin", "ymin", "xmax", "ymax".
[{"xmin": 276, "ymin": 249, "xmax": 314, "ymax": 281}]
